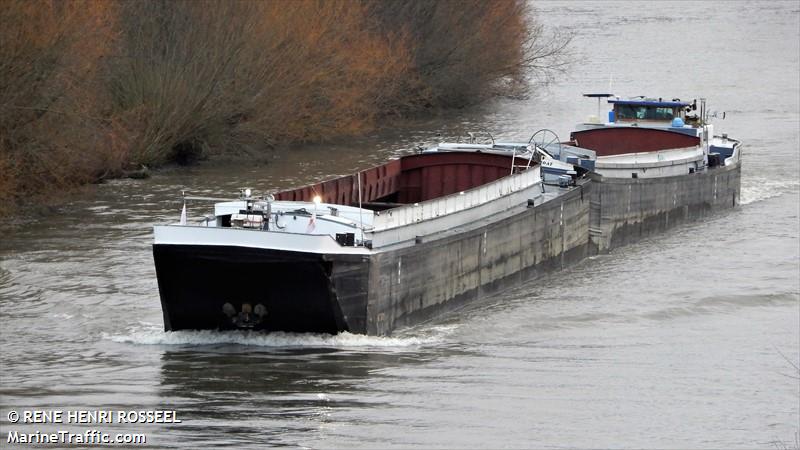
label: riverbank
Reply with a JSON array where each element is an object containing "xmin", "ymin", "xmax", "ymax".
[{"xmin": 0, "ymin": 0, "xmax": 570, "ymax": 216}]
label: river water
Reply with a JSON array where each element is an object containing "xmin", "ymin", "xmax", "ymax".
[{"xmin": 1, "ymin": 1, "xmax": 798, "ymax": 448}]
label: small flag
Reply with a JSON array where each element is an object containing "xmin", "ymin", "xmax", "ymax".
[
  {"xmin": 306, "ymin": 210, "xmax": 316, "ymax": 233},
  {"xmin": 180, "ymin": 202, "xmax": 187, "ymax": 225}
]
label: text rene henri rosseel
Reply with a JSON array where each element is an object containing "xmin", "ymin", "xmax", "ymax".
[{"xmin": 10, "ymin": 410, "xmax": 181, "ymax": 424}]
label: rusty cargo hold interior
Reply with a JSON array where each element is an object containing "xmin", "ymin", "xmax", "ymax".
[
  {"xmin": 570, "ymin": 127, "xmax": 701, "ymax": 156},
  {"xmin": 275, "ymin": 152, "xmax": 531, "ymax": 210}
]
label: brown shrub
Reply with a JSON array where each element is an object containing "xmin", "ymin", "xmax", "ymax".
[
  {"xmin": 1, "ymin": 0, "xmax": 570, "ymax": 213},
  {"xmin": 107, "ymin": 0, "xmax": 413, "ymax": 165},
  {"xmin": 0, "ymin": 0, "xmax": 118, "ymax": 213},
  {"xmin": 238, "ymin": 1, "xmax": 414, "ymax": 142},
  {"xmin": 365, "ymin": 0, "xmax": 571, "ymax": 108}
]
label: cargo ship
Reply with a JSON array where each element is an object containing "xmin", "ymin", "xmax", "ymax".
[
  {"xmin": 152, "ymin": 94, "xmax": 741, "ymax": 335},
  {"xmin": 572, "ymin": 94, "xmax": 741, "ymax": 251}
]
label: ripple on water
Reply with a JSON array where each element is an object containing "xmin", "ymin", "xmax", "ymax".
[{"xmin": 642, "ymin": 292, "xmax": 799, "ymax": 321}]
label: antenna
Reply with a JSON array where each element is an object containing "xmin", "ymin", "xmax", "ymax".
[
  {"xmin": 700, "ymin": 98, "xmax": 707, "ymax": 123},
  {"xmin": 357, "ymin": 171, "xmax": 364, "ymax": 246}
]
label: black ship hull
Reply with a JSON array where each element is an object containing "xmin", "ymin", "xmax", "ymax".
[{"xmin": 153, "ymin": 244, "xmax": 368, "ymax": 333}]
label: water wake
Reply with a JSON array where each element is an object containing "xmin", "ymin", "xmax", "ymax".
[
  {"xmin": 104, "ymin": 324, "xmax": 452, "ymax": 349},
  {"xmin": 740, "ymin": 177, "xmax": 799, "ymax": 205}
]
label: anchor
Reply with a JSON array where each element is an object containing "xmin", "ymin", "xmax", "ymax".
[{"xmin": 222, "ymin": 302, "xmax": 268, "ymax": 328}]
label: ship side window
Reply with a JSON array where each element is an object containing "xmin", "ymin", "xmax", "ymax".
[
  {"xmin": 649, "ymin": 107, "xmax": 675, "ymax": 120},
  {"xmin": 615, "ymin": 104, "xmax": 645, "ymax": 120}
]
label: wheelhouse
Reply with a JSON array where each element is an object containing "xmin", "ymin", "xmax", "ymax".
[{"xmin": 609, "ymin": 98, "xmax": 695, "ymax": 123}]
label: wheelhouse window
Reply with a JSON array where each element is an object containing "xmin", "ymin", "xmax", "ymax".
[
  {"xmin": 615, "ymin": 104, "xmax": 676, "ymax": 121},
  {"xmin": 653, "ymin": 107, "xmax": 675, "ymax": 120}
]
